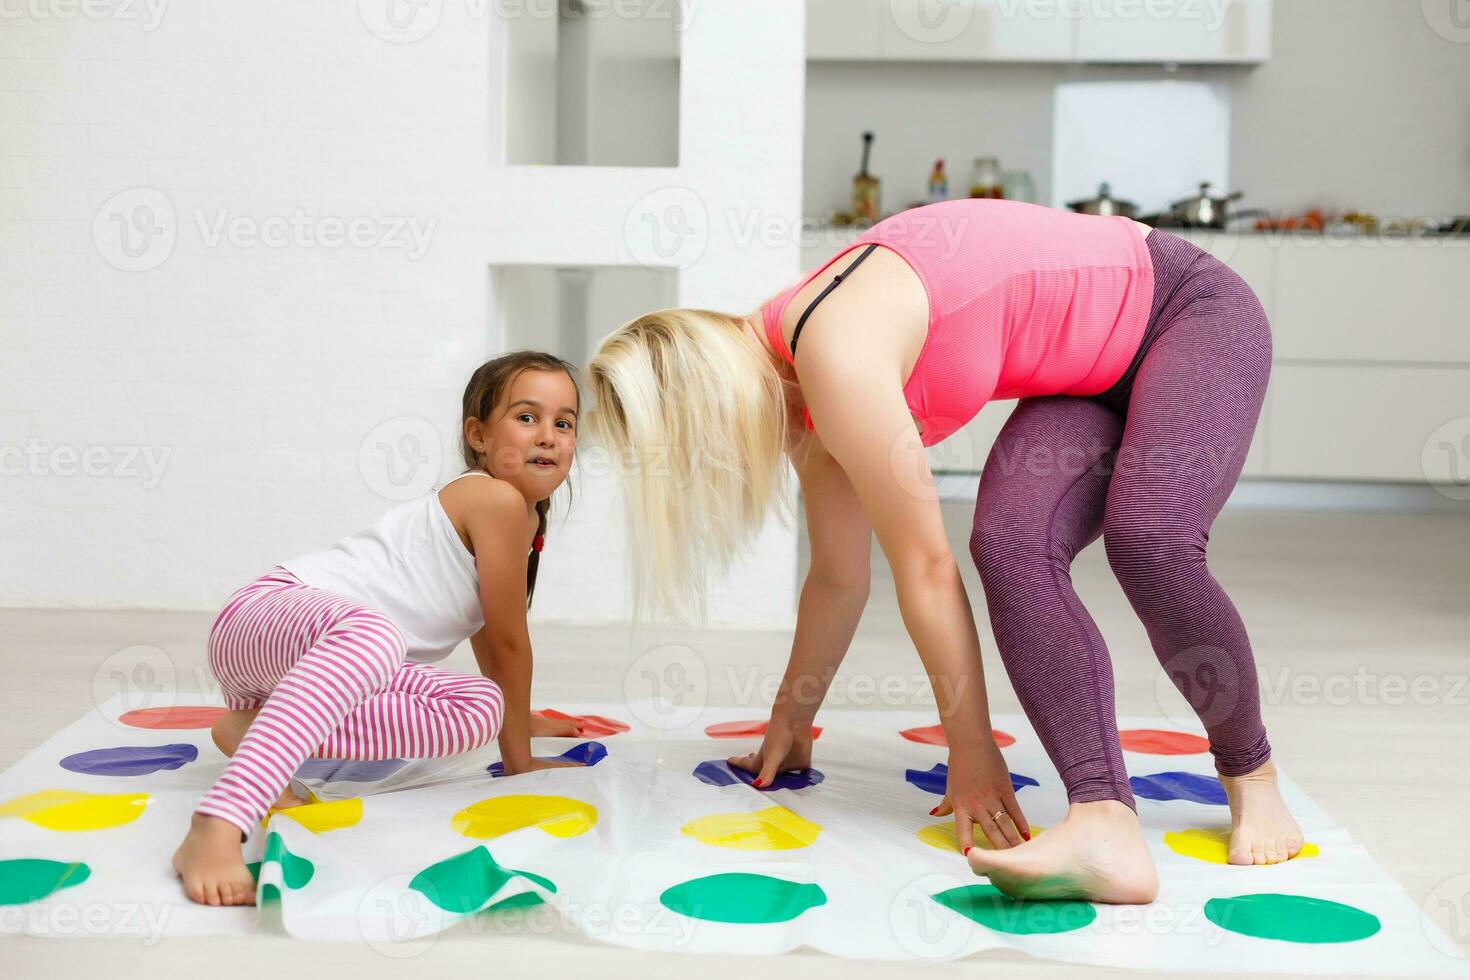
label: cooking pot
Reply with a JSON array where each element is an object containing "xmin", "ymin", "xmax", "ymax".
[
  {"xmin": 1163, "ymin": 182, "xmax": 1246, "ymax": 229},
  {"xmin": 1066, "ymin": 182, "xmax": 1138, "ymax": 218}
]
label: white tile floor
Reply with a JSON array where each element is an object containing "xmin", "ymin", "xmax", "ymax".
[{"xmin": 3, "ymin": 504, "xmax": 1468, "ymax": 977}]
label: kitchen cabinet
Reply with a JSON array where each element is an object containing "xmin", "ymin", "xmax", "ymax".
[
  {"xmin": 1074, "ymin": 0, "xmax": 1273, "ymax": 64},
  {"xmin": 802, "ymin": 223, "xmax": 1467, "ymax": 487},
  {"xmin": 1266, "ymin": 364, "xmax": 1468, "ymax": 482},
  {"xmin": 807, "ymin": 0, "xmax": 1271, "ymax": 63}
]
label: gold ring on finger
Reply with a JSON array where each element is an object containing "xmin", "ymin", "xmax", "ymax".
[{"xmin": 991, "ymin": 809, "xmax": 1007, "ymax": 824}]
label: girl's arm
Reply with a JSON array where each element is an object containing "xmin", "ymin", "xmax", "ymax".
[
  {"xmin": 728, "ymin": 441, "xmax": 872, "ymax": 782},
  {"xmin": 462, "ymin": 476, "xmax": 545, "ymax": 775},
  {"xmin": 795, "ymin": 322, "xmax": 1027, "ymax": 854}
]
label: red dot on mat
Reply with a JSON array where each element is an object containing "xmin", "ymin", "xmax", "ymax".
[
  {"xmin": 1118, "ymin": 729, "xmax": 1209, "ymax": 755},
  {"xmin": 118, "ymin": 706, "xmax": 228, "ymax": 730},
  {"xmin": 898, "ymin": 725, "xmax": 1014, "ymax": 749},
  {"xmin": 533, "ymin": 708, "xmax": 630, "ymax": 737},
  {"xmin": 703, "ymin": 720, "xmax": 824, "ymax": 741}
]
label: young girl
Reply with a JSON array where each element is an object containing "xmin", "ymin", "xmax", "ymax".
[{"xmin": 172, "ymin": 351, "xmax": 584, "ymax": 907}]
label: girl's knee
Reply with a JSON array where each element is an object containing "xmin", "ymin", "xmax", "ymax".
[{"xmin": 327, "ymin": 609, "xmax": 409, "ymax": 679}]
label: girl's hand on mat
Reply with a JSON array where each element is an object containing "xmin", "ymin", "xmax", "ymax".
[
  {"xmin": 727, "ymin": 716, "xmax": 813, "ymax": 788},
  {"xmin": 528, "ymin": 715, "xmax": 584, "ymax": 738},
  {"xmin": 932, "ymin": 743, "xmax": 1029, "ymax": 853},
  {"xmin": 503, "ymin": 757, "xmax": 586, "ymax": 776}
]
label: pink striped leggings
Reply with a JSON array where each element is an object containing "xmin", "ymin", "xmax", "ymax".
[{"xmin": 195, "ymin": 567, "xmax": 504, "ymax": 840}]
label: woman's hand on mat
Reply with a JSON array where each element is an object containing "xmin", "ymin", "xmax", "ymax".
[
  {"xmin": 932, "ymin": 743, "xmax": 1029, "ymax": 853},
  {"xmin": 727, "ymin": 715, "xmax": 813, "ymax": 787},
  {"xmin": 528, "ymin": 714, "xmax": 584, "ymax": 738}
]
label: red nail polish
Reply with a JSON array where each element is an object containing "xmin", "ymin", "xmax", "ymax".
[
  {"xmin": 752, "ymin": 778, "xmax": 764, "ymax": 788},
  {"xmin": 928, "ymin": 806, "xmax": 940, "ymax": 816},
  {"xmin": 1022, "ymin": 830, "xmax": 1031, "ymax": 841},
  {"xmin": 963, "ymin": 846, "xmax": 972, "ymax": 856}
]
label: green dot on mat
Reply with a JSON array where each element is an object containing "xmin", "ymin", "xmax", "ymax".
[
  {"xmin": 0, "ymin": 858, "xmax": 92, "ymax": 906},
  {"xmin": 659, "ymin": 873, "xmax": 827, "ymax": 924},
  {"xmin": 1204, "ymin": 893, "xmax": 1381, "ymax": 944},
  {"xmin": 930, "ymin": 884, "xmax": 1097, "ymax": 935},
  {"xmin": 245, "ymin": 831, "xmax": 315, "ymax": 899},
  {"xmin": 409, "ymin": 846, "xmax": 556, "ymax": 915}
]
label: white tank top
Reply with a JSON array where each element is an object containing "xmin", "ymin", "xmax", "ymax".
[{"xmin": 278, "ymin": 470, "xmax": 498, "ymax": 664}]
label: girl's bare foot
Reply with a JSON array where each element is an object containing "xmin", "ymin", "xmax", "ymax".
[
  {"xmin": 965, "ymin": 800, "xmax": 1159, "ymax": 904},
  {"xmin": 172, "ymin": 813, "xmax": 256, "ymax": 906},
  {"xmin": 1218, "ymin": 758, "xmax": 1304, "ymax": 865}
]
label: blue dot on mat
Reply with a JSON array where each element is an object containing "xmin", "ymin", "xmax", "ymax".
[
  {"xmin": 1130, "ymin": 770, "xmax": 1227, "ymax": 805},
  {"xmin": 691, "ymin": 760, "xmax": 825, "ymax": 791},
  {"xmin": 295, "ymin": 757, "xmax": 409, "ymax": 782},
  {"xmin": 59, "ymin": 743, "xmax": 198, "ymax": 776},
  {"xmin": 487, "ymin": 740, "xmax": 608, "ymax": 777},
  {"xmin": 905, "ymin": 763, "xmax": 1039, "ymax": 796}
]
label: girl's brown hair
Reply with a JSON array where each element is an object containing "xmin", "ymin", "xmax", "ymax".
[{"xmin": 460, "ymin": 351, "xmax": 580, "ymax": 609}]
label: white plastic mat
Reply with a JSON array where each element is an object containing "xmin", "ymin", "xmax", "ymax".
[{"xmin": 1, "ymin": 695, "xmax": 1465, "ymax": 975}]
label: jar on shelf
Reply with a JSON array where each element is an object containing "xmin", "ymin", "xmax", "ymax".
[{"xmin": 968, "ymin": 156, "xmax": 1003, "ymax": 199}]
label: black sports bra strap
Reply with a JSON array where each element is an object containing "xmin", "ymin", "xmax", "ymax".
[{"xmin": 790, "ymin": 243, "xmax": 880, "ymax": 357}]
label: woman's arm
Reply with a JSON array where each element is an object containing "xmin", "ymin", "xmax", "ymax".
[
  {"xmin": 796, "ymin": 320, "xmax": 1027, "ymax": 852},
  {"xmin": 728, "ymin": 443, "xmax": 872, "ymax": 783}
]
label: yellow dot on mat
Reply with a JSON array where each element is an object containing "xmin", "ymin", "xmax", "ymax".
[
  {"xmin": 261, "ymin": 795, "xmax": 362, "ymax": 833},
  {"xmin": 916, "ymin": 820, "xmax": 1045, "ymax": 853},
  {"xmin": 452, "ymin": 794, "xmax": 597, "ymax": 840},
  {"xmin": 0, "ymin": 789, "xmax": 150, "ymax": 832},
  {"xmin": 1163, "ymin": 827, "xmax": 1319, "ymax": 865},
  {"xmin": 681, "ymin": 805, "xmax": 822, "ymax": 850}
]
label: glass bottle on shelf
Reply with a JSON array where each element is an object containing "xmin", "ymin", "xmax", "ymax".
[
  {"xmin": 968, "ymin": 156, "xmax": 1003, "ymax": 199},
  {"xmin": 1002, "ymin": 169, "xmax": 1036, "ymax": 204}
]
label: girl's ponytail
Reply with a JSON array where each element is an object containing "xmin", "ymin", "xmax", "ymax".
[{"xmin": 527, "ymin": 496, "xmax": 550, "ymax": 609}]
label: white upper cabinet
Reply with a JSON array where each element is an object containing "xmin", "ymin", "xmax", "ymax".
[
  {"xmin": 807, "ymin": 0, "xmax": 1272, "ymax": 63},
  {"xmin": 1074, "ymin": 0, "xmax": 1273, "ymax": 63},
  {"xmin": 880, "ymin": 0, "xmax": 1076, "ymax": 61}
]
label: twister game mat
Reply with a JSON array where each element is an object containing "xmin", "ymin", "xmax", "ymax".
[{"xmin": 1, "ymin": 696, "xmax": 1465, "ymax": 975}]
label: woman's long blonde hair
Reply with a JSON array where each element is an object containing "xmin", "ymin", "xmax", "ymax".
[{"xmin": 587, "ymin": 307, "xmax": 794, "ymax": 624}]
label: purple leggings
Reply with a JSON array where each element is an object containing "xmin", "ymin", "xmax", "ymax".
[{"xmin": 971, "ymin": 229, "xmax": 1273, "ymax": 809}]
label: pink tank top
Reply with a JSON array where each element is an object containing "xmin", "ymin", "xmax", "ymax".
[{"xmin": 761, "ymin": 199, "xmax": 1155, "ymax": 447}]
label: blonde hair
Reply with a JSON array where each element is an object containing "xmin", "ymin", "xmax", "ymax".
[{"xmin": 587, "ymin": 307, "xmax": 794, "ymax": 624}]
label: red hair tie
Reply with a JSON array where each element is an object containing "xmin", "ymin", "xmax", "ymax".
[{"xmin": 532, "ymin": 534, "xmax": 545, "ymax": 552}]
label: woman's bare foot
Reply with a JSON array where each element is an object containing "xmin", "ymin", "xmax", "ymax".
[
  {"xmin": 965, "ymin": 800, "xmax": 1159, "ymax": 904},
  {"xmin": 172, "ymin": 813, "xmax": 256, "ymax": 906},
  {"xmin": 1218, "ymin": 758, "xmax": 1304, "ymax": 865}
]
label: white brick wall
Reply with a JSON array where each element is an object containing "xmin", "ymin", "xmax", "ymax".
[{"xmin": 1, "ymin": 0, "xmax": 806, "ymax": 626}]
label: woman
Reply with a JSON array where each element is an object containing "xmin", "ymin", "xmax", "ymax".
[{"xmin": 586, "ymin": 198, "xmax": 1302, "ymax": 903}]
